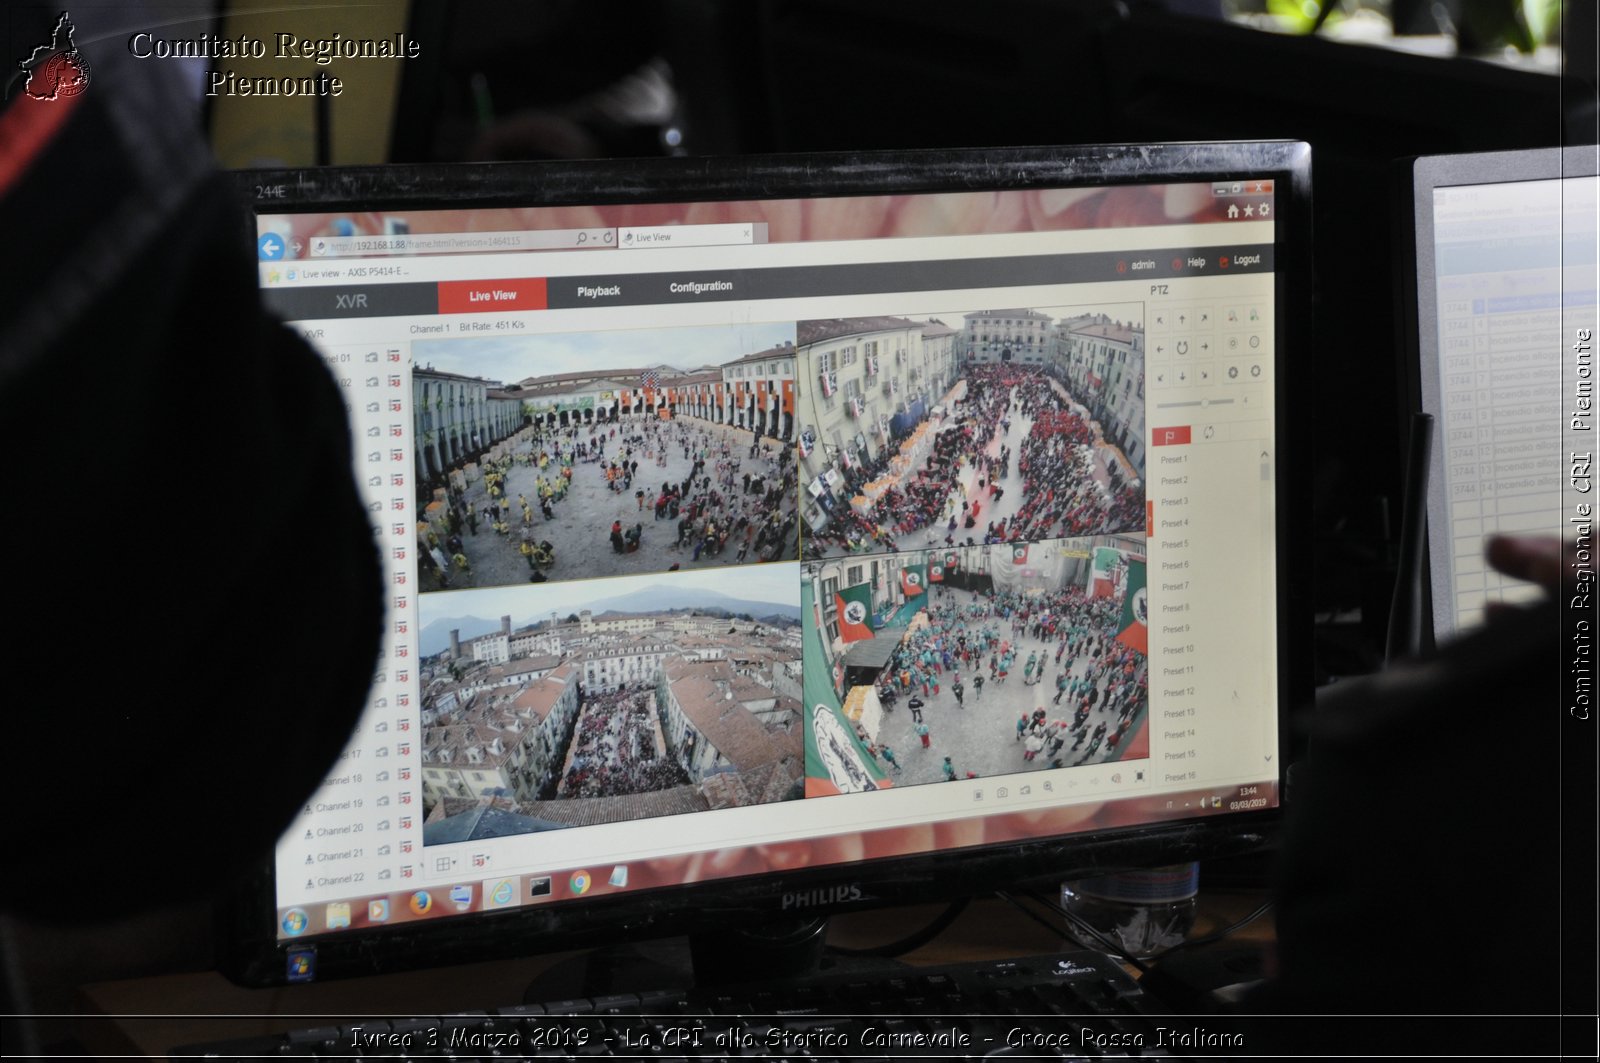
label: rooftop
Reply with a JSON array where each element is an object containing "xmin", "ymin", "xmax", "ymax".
[
  {"xmin": 721, "ymin": 342, "xmax": 798, "ymax": 367},
  {"xmin": 422, "ymin": 801, "xmax": 566, "ymax": 843},
  {"xmin": 664, "ymin": 660, "xmax": 801, "ymax": 776},
  {"xmin": 1068, "ymin": 322, "xmax": 1142, "ymax": 344},
  {"xmin": 798, "ymin": 316, "xmax": 922, "ymax": 346},
  {"xmin": 963, "ymin": 308, "xmax": 1053, "ymax": 322}
]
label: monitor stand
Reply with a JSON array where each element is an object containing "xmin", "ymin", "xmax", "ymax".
[{"xmin": 520, "ymin": 917, "xmax": 905, "ymax": 1002}]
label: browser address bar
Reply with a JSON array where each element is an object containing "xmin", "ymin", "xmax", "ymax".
[{"xmin": 307, "ymin": 228, "xmax": 617, "ymax": 257}]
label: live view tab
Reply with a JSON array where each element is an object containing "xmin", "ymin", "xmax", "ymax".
[{"xmin": 437, "ymin": 278, "xmax": 548, "ymax": 314}]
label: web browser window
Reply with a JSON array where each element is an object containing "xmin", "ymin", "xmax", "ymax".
[
  {"xmin": 255, "ymin": 180, "xmax": 1283, "ymax": 940},
  {"xmin": 1424, "ymin": 173, "xmax": 1598, "ymax": 632}
]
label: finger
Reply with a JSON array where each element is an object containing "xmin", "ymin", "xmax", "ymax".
[{"xmin": 1485, "ymin": 535, "xmax": 1563, "ymax": 592}]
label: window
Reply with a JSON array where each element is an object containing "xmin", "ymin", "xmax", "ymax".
[
  {"xmin": 815, "ymin": 350, "xmax": 834, "ymax": 374},
  {"xmin": 847, "ymin": 564, "xmax": 863, "ymax": 584}
]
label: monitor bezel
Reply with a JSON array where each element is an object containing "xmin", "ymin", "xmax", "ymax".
[
  {"xmin": 1400, "ymin": 145, "xmax": 1598, "ymax": 643},
  {"xmin": 222, "ymin": 141, "xmax": 1313, "ymax": 987}
]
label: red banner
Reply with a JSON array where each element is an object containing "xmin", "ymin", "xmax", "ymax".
[{"xmin": 782, "ymin": 379, "xmax": 795, "ymax": 414}]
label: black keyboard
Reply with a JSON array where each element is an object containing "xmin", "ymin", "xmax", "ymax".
[{"xmin": 178, "ymin": 950, "xmax": 1187, "ymax": 1059}]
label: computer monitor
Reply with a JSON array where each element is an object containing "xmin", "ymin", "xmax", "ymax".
[
  {"xmin": 1400, "ymin": 146, "xmax": 1598, "ymax": 639},
  {"xmin": 225, "ymin": 143, "xmax": 1311, "ymax": 985}
]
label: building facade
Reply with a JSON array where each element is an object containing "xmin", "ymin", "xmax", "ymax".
[
  {"xmin": 413, "ymin": 368, "xmax": 525, "ymax": 481},
  {"xmin": 963, "ymin": 309, "xmax": 1054, "ymax": 364},
  {"xmin": 796, "ymin": 317, "xmax": 959, "ymax": 503},
  {"xmin": 718, "ymin": 343, "xmax": 798, "ymax": 440},
  {"xmin": 507, "ymin": 344, "xmax": 797, "ymax": 441},
  {"xmin": 1053, "ymin": 318, "xmax": 1146, "ymax": 468},
  {"xmin": 420, "ymin": 664, "xmax": 580, "ymax": 809},
  {"xmin": 582, "ymin": 641, "xmax": 675, "ymax": 694}
]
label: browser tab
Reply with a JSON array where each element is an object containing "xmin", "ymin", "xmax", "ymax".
[{"xmin": 617, "ymin": 222, "xmax": 764, "ymax": 249}]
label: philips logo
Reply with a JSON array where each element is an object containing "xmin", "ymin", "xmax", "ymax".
[{"xmin": 781, "ymin": 884, "xmax": 863, "ymax": 910}]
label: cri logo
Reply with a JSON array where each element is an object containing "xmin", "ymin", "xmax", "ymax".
[{"xmin": 17, "ymin": 13, "xmax": 90, "ymax": 102}]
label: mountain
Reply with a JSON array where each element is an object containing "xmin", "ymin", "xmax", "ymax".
[{"xmin": 580, "ymin": 583, "xmax": 799, "ymax": 621}]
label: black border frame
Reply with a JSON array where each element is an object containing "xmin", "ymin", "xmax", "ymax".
[{"xmin": 223, "ymin": 141, "xmax": 1314, "ymax": 986}]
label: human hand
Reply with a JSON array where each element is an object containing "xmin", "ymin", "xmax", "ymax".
[{"xmin": 1484, "ymin": 534, "xmax": 1571, "ymax": 595}]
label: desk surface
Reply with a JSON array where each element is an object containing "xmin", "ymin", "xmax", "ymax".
[{"xmin": 72, "ymin": 890, "xmax": 1271, "ymax": 1057}]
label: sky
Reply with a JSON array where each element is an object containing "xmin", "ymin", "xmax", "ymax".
[
  {"xmin": 414, "ymin": 322, "xmax": 796, "ymax": 385},
  {"xmin": 420, "ymin": 563, "xmax": 802, "ymax": 627}
]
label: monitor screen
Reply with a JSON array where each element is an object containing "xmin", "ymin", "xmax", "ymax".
[
  {"xmin": 228, "ymin": 144, "xmax": 1309, "ymax": 984},
  {"xmin": 1406, "ymin": 146, "xmax": 1599, "ymax": 638}
]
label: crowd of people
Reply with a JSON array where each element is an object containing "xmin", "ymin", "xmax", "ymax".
[
  {"xmin": 619, "ymin": 419, "xmax": 797, "ymax": 563},
  {"xmin": 867, "ymin": 575, "xmax": 1149, "ymax": 781},
  {"xmin": 416, "ymin": 414, "xmax": 798, "ymax": 587},
  {"xmin": 804, "ymin": 364, "xmax": 1143, "ymax": 558},
  {"xmin": 557, "ymin": 688, "xmax": 690, "ymax": 799}
]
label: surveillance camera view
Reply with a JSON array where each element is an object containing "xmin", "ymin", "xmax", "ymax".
[
  {"xmin": 410, "ymin": 322, "xmax": 800, "ymax": 591},
  {"xmin": 797, "ymin": 307, "xmax": 1146, "ymax": 559},
  {"xmin": 419, "ymin": 566, "xmax": 805, "ymax": 843},
  {"xmin": 803, "ymin": 537, "xmax": 1149, "ymax": 792}
]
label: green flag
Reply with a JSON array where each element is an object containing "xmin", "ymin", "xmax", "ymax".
[
  {"xmin": 1115, "ymin": 559, "xmax": 1148, "ymax": 654},
  {"xmin": 900, "ymin": 562, "xmax": 927, "ymax": 597}
]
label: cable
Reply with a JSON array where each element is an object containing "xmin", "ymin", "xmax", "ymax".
[
  {"xmin": 1157, "ymin": 897, "xmax": 1274, "ymax": 958},
  {"xmin": 828, "ymin": 897, "xmax": 969, "ymax": 958}
]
